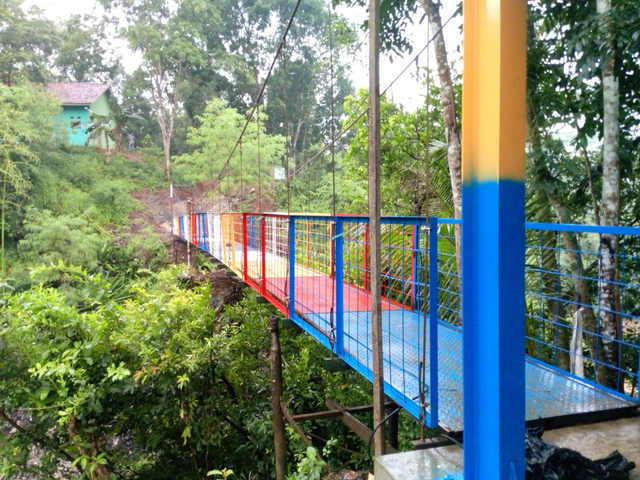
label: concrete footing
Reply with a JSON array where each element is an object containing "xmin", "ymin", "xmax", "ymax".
[
  {"xmin": 373, "ymin": 416, "xmax": 640, "ymax": 480},
  {"xmin": 374, "ymin": 446, "xmax": 463, "ymax": 480}
]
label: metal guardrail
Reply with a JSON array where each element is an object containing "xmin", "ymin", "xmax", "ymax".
[{"xmin": 176, "ymin": 212, "xmax": 640, "ymax": 429}]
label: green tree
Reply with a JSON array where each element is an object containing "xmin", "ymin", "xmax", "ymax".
[
  {"xmin": 18, "ymin": 208, "xmax": 107, "ymax": 270},
  {"xmin": 0, "ymin": 264, "xmax": 381, "ymax": 479},
  {"xmin": 174, "ymin": 98, "xmax": 287, "ymax": 210},
  {"xmin": 263, "ymin": 0, "xmax": 356, "ymax": 163},
  {"xmin": 100, "ymin": 0, "xmax": 208, "ymax": 179},
  {"xmin": 341, "ymin": 88, "xmax": 452, "ymax": 217},
  {"xmin": 55, "ymin": 14, "xmax": 122, "ymax": 83},
  {"xmin": 0, "ymin": 83, "xmax": 59, "ymax": 274},
  {"xmin": 526, "ymin": 0, "xmax": 640, "ymax": 388},
  {"xmin": 0, "ymin": 0, "xmax": 59, "ymax": 86}
]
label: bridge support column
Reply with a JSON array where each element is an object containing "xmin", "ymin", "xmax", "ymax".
[
  {"xmin": 428, "ymin": 217, "xmax": 439, "ymax": 428},
  {"xmin": 462, "ymin": 0, "xmax": 527, "ymax": 478},
  {"xmin": 334, "ymin": 218, "xmax": 344, "ymax": 355},
  {"xmin": 288, "ymin": 217, "xmax": 296, "ymax": 319}
]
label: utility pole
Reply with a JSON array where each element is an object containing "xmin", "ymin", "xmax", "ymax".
[
  {"xmin": 368, "ymin": 0, "xmax": 385, "ymax": 459},
  {"xmin": 270, "ymin": 316, "xmax": 287, "ymax": 480}
]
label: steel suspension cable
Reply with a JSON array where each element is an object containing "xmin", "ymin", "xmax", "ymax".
[{"xmin": 194, "ymin": 0, "xmax": 304, "ymax": 206}]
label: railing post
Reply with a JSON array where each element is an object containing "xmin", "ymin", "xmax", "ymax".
[
  {"xmin": 428, "ymin": 216, "xmax": 439, "ymax": 428},
  {"xmin": 335, "ymin": 218, "xmax": 344, "ymax": 355},
  {"xmin": 261, "ymin": 215, "xmax": 267, "ymax": 296},
  {"xmin": 412, "ymin": 224, "xmax": 420, "ymax": 311},
  {"xmin": 243, "ymin": 214, "xmax": 248, "ymax": 282},
  {"xmin": 289, "ymin": 217, "xmax": 296, "ymax": 319}
]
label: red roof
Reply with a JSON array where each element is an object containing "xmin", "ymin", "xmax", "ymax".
[{"xmin": 45, "ymin": 83, "xmax": 111, "ymax": 105}]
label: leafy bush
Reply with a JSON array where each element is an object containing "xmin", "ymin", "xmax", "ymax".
[
  {"xmin": 0, "ymin": 264, "xmax": 387, "ymax": 479},
  {"xmin": 19, "ymin": 208, "xmax": 107, "ymax": 270},
  {"xmin": 127, "ymin": 226, "xmax": 167, "ymax": 269},
  {"xmin": 28, "ymin": 147, "xmax": 164, "ymax": 228}
]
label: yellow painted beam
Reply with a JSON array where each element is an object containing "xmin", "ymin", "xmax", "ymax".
[{"xmin": 462, "ymin": 0, "xmax": 527, "ymax": 183}]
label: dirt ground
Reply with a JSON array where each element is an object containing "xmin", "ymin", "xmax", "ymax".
[{"xmin": 130, "ymin": 187, "xmax": 173, "ymax": 242}]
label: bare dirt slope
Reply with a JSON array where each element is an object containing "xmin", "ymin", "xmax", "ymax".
[{"xmin": 130, "ymin": 187, "xmax": 173, "ymax": 242}]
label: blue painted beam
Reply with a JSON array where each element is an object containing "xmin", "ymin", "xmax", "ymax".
[
  {"xmin": 428, "ymin": 216, "xmax": 440, "ymax": 428},
  {"xmin": 335, "ymin": 218, "xmax": 344, "ymax": 355}
]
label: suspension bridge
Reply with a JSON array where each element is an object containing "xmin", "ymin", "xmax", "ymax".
[
  {"xmin": 165, "ymin": 0, "xmax": 640, "ymax": 475},
  {"xmin": 173, "ymin": 210, "xmax": 640, "ymax": 433}
]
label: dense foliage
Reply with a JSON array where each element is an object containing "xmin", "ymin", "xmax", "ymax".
[
  {"xmin": 0, "ymin": 263, "xmax": 419, "ymax": 479},
  {"xmin": 1, "ymin": 0, "xmax": 640, "ymax": 477}
]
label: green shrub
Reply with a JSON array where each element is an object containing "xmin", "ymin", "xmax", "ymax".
[{"xmin": 19, "ymin": 208, "xmax": 107, "ymax": 270}]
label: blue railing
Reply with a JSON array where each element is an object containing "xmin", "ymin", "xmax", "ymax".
[
  {"xmin": 524, "ymin": 222, "xmax": 640, "ymax": 398},
  {"xmin": 176, "ymin": 212, "xmax": 640, "ymax": 431}
]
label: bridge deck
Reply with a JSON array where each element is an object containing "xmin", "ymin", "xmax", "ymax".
[
  {"xmin": 289, "ymin": 276, "xmax": 634, "ymax": 431},
  {"xmin": 222, "ymin": 244, "xmax": 636, "ymax": 431}
]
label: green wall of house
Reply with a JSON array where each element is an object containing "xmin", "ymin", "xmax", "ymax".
[
  {"xmin": 60, "ymin": 106, "xmax": 91, "ymax": 146},
  {"xmin": 55, "ymin": 93, "xmax": 114, "ymax": 147}
]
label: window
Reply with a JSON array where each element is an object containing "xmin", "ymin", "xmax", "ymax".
[{"xmin": 70, "ymin": 117, "xmax": 81, "ymax": 128}]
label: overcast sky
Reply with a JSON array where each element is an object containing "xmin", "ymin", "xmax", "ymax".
[{"xmin": 24, "ymin": 0, "xmax": 463, "ymax": 111}]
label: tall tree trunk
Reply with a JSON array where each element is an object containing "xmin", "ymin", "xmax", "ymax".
[
  {"xmin": 597, "ymin": 0, "xmax": 621, "ymax": 390},
  {"xmin": 526, "ymin": 111, "xmax": 572, "ymax": 371},
  {"xmin": 150, "ymin": 62, "xmax": 181, "ymax": 180},
  {"xmin": 420, "ymin": 0, "xmax": 462, "ymax": 285},
  {"xmin": 534, "ymin": 192, "xmax": 571, "ymax": 372},
  {"xmin": 547, "ymin": 190, "xmax": 604, "ymax": 382}
]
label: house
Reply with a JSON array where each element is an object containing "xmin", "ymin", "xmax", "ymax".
[{"xmin": 45, "ymin": 82, "xmax": 115, "ymax": 147}]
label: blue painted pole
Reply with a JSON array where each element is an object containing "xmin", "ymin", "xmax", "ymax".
[
  {"xmin": 289, "ymin": 217, "xmax": 296, "ymax": 319},
  {"xmin": 461, "ymin": 0, "xmax": 527, "ymax": 477},
  {"xmin": 199, "ymin": 213, "xmax": 205, "ymax": 249},
  {"xmin": 412, "ymin": 224, "xmax": 420, "ymax": 311},
  {"xmin": 428, "ymin": 216, "xmax": 439, "ymax": 428},
  {"xmin": 335, "ymin": 218, "xmax": 344, "ymax": 355}
]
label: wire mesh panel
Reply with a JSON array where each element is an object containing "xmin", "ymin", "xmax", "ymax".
[
  {"xmin": 435, "ymin": 219, "xmax": 462, "ymax": 327},
  {"xmin": 337, "ymin": 216, "xmax": 440, "ymax": 425},
  {"xmin": 220, "ymin": 213, "xmax": 243, "ymax": 276},
  {"xmin": 245, "ymin": 213, "xmax": 263, "ymax": 292},
  {"xmin": 291, "ymin": 216, "xmax": 335, "ymax": 340},
  {"xmin": 208, "ymin": 213, "xmax": 222, "ymax": 259},
  {"xmin": 380, "ymin": 222, "xmax": 416, "ymax": 308},
  {"xmin": 231, "ymin": 213, "xmax": 244, "ymax": 276},
  {"xmin": 196, "ymin": 213, "xmax": 208, "ymax": 251},
  {"xmin": 525, "ymin": 223, "xmax": 640, "ymax": 399},
  {"xmin": 342, "ymin": 220, "xmax": 368, "ymax": 291},
  {"xmin": 263, "ymin": 214, "xmax": 290, "ymax": 310}
]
